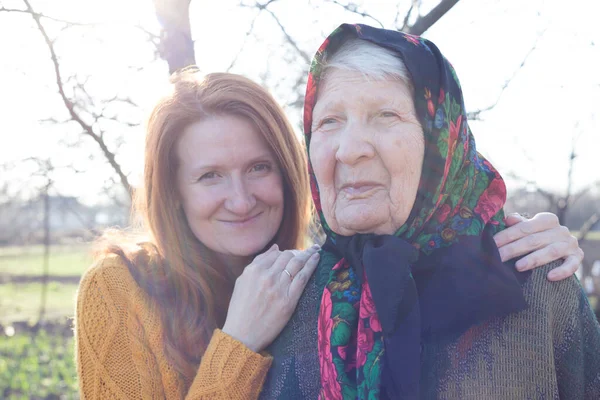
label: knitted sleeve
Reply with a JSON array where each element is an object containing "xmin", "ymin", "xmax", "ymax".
[
  {"xmin": 550, "ymin": 275, "xmax": 600, "ymax": 399},
  {"xmin": 75, "ymin": 257, "xmax": 272, "ymax": 399},
  {"xmin": 187, "ymin": 329, "xmax": 273, "ymax": 399}
]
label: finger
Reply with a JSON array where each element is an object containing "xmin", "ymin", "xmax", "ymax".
[
  {"xmin": 251, "ymin": 246, "xmax": 281, "ymax": 269},
  {"xmin": 508, "ymin": 227, "xmax": 580, "ymax": 268},
  {"xmin": 531, "ymin": 212, "xmax": 560, "ymax": 227},
  {"xmin": 252, "ymin": 243, "xmax": 279, "ymax": 263},
  {"xmin": 494, "ymin": 212, "xmax": 557, "ymax": 248},
  {"xmin": 268, "ymin": 250, "xmax": 297, "ymax": 275},
  {"xmin": 494, "ymin": 219, "xmax": 534, "ymax": 248},
  {"xmin": 504, "ymin": 213, "xmax": 526, "ymax": 227},
  {"xmin": 513, "ymin": 240, "xmax": 568, "ymax": 271},
  {"xmin": 288, "ymin": 252, "xmax": 320, "ymax": 300},
  {"xmin": 547, "ymin": 255, "xmax": 580, "ymax": 281},
  {"xmin": 280, "ymin": 245, "xmax": 320, "ymax": 281},
  {"xmin": 498, "ymin": 228, "xmax": 559, "ymax": 263}
]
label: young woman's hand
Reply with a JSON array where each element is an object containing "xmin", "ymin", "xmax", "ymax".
[
  {"xmin": 222, "ymin": 244, "xmax": 320, "ymax": 353},
  {"xmin": 494, "ymin": 212, "xmax": 583, "ymax": 281}
]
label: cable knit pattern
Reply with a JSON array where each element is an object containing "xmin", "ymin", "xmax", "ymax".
[{"xmin": 75, "ymin": 255, "xmax": 272, "ymax": 399}]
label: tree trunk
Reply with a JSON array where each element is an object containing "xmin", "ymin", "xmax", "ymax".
[
  {"xmin": 37, "ymin": 183, "xmax": 51, "ymax": 326},
  {"xmin": 408, "ymin": 0, "xmax": 460, "ymax": 36},
  {"xmin": 153, "ymin": 0, "xmax": 196, "ymax": 74}
]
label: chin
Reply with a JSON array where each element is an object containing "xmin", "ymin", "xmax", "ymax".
[
  {"xmin": 333, "ymin": 210, "xmax": 388, "ymax": 235},
  {"xmin": 235, "ymin": 238, "xmax": 273, "ymax": 257}
]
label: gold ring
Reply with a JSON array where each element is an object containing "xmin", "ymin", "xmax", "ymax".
[{"xmin": 283, "ymin": 269, "xmax": 293, "ymax": 280}]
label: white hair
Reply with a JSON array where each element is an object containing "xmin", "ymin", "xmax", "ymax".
[{"xmin": 321, "ymin": 38, "xmax": 414, "ymax": 91}]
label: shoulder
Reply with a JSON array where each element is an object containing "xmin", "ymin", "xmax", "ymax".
[
  {"xmin": 77, "ymin": 253, "xmax": 151, "ymax": 319},
  {"xmin": 525, "ymin": 260, "xmax": 584, "ymax": 303},
  {"xmin": 79, "ymin": 254, "xmax": 138, "ymax": 294},
  {"xmin": 522, "ymin": 260, "xmax": 592, "ymax": 330}
]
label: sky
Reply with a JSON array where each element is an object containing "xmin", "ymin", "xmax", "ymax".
[{"xmin": 0, "ymin": 0, "xmax": 599, "ymax": 205}]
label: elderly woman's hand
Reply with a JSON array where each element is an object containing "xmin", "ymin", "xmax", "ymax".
[
  {"xmin": 493, "ymin": 212, "xmax": 583, "ymax": 281},
  {"xmin": 222, "ymin": 244, "xmax": 320, "ymax": 353}
]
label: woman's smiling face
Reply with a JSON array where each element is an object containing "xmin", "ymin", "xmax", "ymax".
[{"xmin": 176, "ymin": 114, "xmax": 284, "ymax": 265}]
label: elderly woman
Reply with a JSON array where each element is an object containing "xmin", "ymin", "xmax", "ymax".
[{"xmin": 260, "ymin": 24, "xmax": 600, "ymax": 399}]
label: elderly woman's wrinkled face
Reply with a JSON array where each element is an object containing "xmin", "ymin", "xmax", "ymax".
[{"xmin": 310, "ymin": 69, "xmax": 424, "ymax": 236}]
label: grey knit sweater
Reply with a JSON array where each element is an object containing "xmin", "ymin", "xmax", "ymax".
[{"xmin": 260, "ymin": 261, "xmax": 600, "ymax": 399}]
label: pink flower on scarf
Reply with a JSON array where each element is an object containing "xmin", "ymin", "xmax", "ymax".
[
  {"xmin": 359, "ymin": 281, "xmax": 382, "ymax": 332},
  {"xmin": 356, "ymin": 321, "xmax": 374, "ymax": 367},
  {"xmin": 474, "ymin": 177, "xmax": 506, "ymax": 223},
  {"xmin": 405, "ymin": 34, "xmax": 420, "ymax": 46},
  {"xmin": 437, "ymin": 203, "xmax": 451, "ymax": 223},
  {"xmin": 449, "ymin": 115, "xmax": 462, "ymax": 145},
  {"xmin": 318, "ymin": 289, "xmax": 342, "ymax": 400},
  {"xmin": 304, "ymin": 74, "xmax": 318, "ymax": 134},
  {"xmin": 438, "ymin": 88, "xmax": 445, "ymax": 104}
]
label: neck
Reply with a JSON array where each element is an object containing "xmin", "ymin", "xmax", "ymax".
[{"xmin": 214, "ymin": 253, "xmax": 252, "ymax": 277}]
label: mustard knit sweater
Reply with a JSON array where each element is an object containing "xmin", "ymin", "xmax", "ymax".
[{"xmin": 75, "ymin": 255, "xmax": 272, "ymax": 399}]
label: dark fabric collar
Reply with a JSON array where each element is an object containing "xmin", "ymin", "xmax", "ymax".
[{"xmin": 324, "ymin": 226, "xmax": 530, "ymax": 399}]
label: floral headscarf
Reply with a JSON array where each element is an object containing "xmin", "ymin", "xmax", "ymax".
[{"xmin": 305, "ymin": 24, "xmax": 530, "ymax": 399}]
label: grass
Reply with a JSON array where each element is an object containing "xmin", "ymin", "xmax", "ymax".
[
  {"xmin": 0, "ymin": 282, "xmax": 79, "ymax": 325},
  {"xmin": 0, "ymin": 245, "xmax": 91, "ymax": 277},
  {"xmin": 0, "ymin": 245, "xmax": 90, "ymax": 325},
  {"xmin": 0, "ymin": 329, "xmax": 78, "ymax": 399},
  {"xmin": 0, "ymin": 246, "xmax": 84, "ymax": 398},
  {"xmin": 574, "ymin": 231, "xmax": 600, "ymax": 241}
]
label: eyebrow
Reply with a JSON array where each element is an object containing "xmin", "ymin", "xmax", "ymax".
[
  {"xmin": 313, "ymin": 95, "xmax": 413, "ymax": 121},
  {"xmin": 186, "ymin": 153, "xmax": 276, "ymax": 176}
]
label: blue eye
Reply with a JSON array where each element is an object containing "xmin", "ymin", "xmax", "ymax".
[
  {"xmin": 316, "ymin": 117, "xmax": 340, "ymax": 130},
  {"xmin": 252, "ymin": 163, "xmax": 271, "ymax": 173},
  {"xmin": 198, "ymin": 172, "xmax": 217, "ymax": 181}
]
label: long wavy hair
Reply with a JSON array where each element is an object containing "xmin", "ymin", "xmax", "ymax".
[{"xmin": 95, "ymin": 71, "xmax": 311, "ymax": 382}]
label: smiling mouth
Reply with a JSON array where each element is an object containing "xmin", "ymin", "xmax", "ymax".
[
  {"xmin": 339, "ymin": 182, "xmax": 383, "ymax": 198},
  {"xmin": 222, "ymin": 212, "xmax": 263, "ymax": 226}
]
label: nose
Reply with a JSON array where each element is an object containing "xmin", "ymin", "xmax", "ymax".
[
  {"xmin": 335, "ymin": 122, "xmax": 375, "ymax": 165},
  {"xmin": 224, "ymin": 177, "xmax": 256, "ymax": 215}
]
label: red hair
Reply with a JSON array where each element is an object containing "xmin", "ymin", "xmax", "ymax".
[{"xmin": 95, "ymin": 71, "xmax": 311, "ymax": 381}]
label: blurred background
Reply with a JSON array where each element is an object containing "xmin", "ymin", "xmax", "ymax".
[{"xmin": 0, "ymin": 0, "xmax": 598, "ymax": 398}]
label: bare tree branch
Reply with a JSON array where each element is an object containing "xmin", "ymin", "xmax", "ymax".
[
  {"xmin": 559, "ymin": 132, "xmax": 580, "ymax": 223},
  {"xmin": 265, "ymin": 9, "xmax": 310, "ymax": 63},
  {"xmin": 398, "ymin": 0, "xmax": 420, "ymax": 32},
  {"xmin": 2, "ymin": 5, "xmax": 161, "ymax": 59},
  {"xmin": 0, "ymin": 6, "xmax": 90, "ymax": 25},
  {"xmin": 227, "ymin": 11, "xmax": 260, "ymax": 72},
  {"xmin": 325, "ymin": 0, "xmax": 384, "ymax": 28},
  {"xmin": 578, "ymin": 212, "xmax": 600, "ymax": 243},
  {"xmin": 407, "ymin": 0, "xmax": 459, "ymax": 36},
  {"xmin": 22, "ymin": 0, "xmax": 132, "ymax": 197},
  {"xmin": 505, "ymin": 171, "xmax": 557, "ymax": 210},
  {"xmin": 241, "ymin": 0, "xmax": 311, "ymax": 64},
  {"xmin": 570, "ymin": 182, "xmax": 599, "ymax": 207},
  {"xmin": 467, "ymin": 31, "xmax": 545, "ymax": 120}
]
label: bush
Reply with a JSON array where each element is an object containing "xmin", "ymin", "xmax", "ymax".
[{"xmin": 0, "ymin": 329, "xmax": 78, "ymax": 399}]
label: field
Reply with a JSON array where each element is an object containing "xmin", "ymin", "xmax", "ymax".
[
  {"xmin": 0, "ymin": 245, "xmax": 90, "ymax": 326},
  {"xmin": 0, "ymin": 245, "xmax": 89, "ymax": 399}
]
